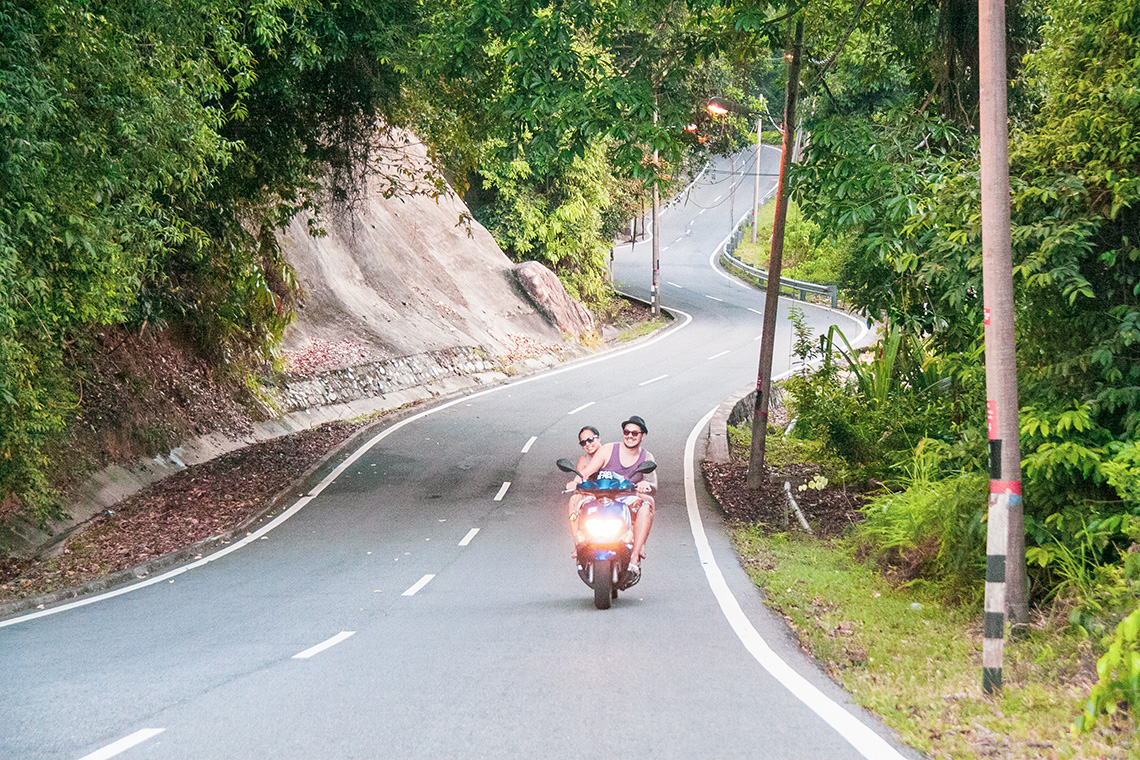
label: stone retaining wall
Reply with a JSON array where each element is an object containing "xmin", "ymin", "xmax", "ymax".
[{"xmin": 272, "ymin": 346, "xmax": 499, "ymax": 412}]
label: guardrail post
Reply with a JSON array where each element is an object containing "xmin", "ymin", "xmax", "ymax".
[{"xmin": 828, "ymin": 285, "xmax": 838, "ymax": 309}]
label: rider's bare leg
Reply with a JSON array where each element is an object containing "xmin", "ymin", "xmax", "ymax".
[
  {"xmin": 629, "ymin": 499, "xmax": 654, "ymax": 568},
  {"xmin": 568, "ymin": 494, "xmax": 584, "ymax": 557}
]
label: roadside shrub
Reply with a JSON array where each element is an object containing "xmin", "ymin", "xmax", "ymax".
[
  {"xmin": 854, "ymin": 440, "xmax": 987, "ymax": 603},
  {"xmin": 1075, "ymin": 604, "xmax": 1140, "ymax": 734}
]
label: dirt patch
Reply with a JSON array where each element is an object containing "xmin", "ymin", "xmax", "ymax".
[
  {"xmin": 56, "ymin": 327, "xmax": 261, "ymax": 496},
  {"xmin": 0, "ymin": 421, "xmax": 361, "ymax": 605},
  {"xmin": 701, "ymin": 460, "xmax": 865, "ymax": 539}
]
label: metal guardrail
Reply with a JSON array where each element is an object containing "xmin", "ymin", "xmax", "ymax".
[{"xmin": 716, "ymin": 223, "xmax": 838, "ymax": 309}]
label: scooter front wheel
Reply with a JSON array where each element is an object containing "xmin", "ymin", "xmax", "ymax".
[{"xmin": 593, "ymin": 559, "xmax": 613, "ymax": 610}]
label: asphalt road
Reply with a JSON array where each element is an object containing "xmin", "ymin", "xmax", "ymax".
[{"xmin": 0, "ymin": 150, "xmax": 917, "ymax": 760}]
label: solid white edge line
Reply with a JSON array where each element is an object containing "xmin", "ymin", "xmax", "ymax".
[
  {"xmin": 459, "ymin": 528, "xmax": 480, "ymax": 547},
  {"xmin": 2, "ymin": 309, "xmax": 694, "ymax": 629},
  {"xmin": 638, "ymin": 374, "xmax": 669, "ymax": 386},
  {"xmin": 567, "ymin": 401, "xmax": 596, "ymax": 415},
  {"xmin": 402, "ymin": 574, "xmax": 435, "ymax": 596},
  {"xmin": 77, "ymin": 728, "xmax": 165, "ymax": 760},
  {"xmin": 521, "ymin": 435, "xmax": 537, "ymax": 453},
  {"xmin": 706, "ymin": 351, "xmax": 730, "ymax": 360},
  {"xmin": 0, "ymin": 495, "xmax": 315, "ymax": 629},
  {"xmin": 292, "ymin": 631, "xmax": 356, "ymax": 660},
  {"xmin": 493, "ymin": 481, "xmax": 511, "ymax": 501},
  {"xmin": 684, "ymin": 406, "xmax": 906, "ymax": 760}
]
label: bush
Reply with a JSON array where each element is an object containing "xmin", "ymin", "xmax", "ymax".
[
  {"xmin": 734, "ymin": 200, "xmax": 850, "ymax": 286},
  {"xmin": 855, "ymin": 440, "xmax": 988, "ymax": 603},
  {"xmin": 1075, "ymin": 604, "xmax": 1140, "ymax": 734}
]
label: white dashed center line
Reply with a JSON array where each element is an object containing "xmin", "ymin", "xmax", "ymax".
[
  {"xmin": 667, "ymin": 281, "xmax": 684, "ymax": 289},
  {"xmin": 494, "ymin": 481, "xmax": 511, "ymax": 501},
  {"xmin": 459, "ymin": 528, "xmax": 480, "ymax": 546},
  {"xmin": 293, "ymin": 631, "xmax": 356, "ymax": 660},
  {"xmin": 707, "ymin": 351, "xmax": 730, "ymax": 360},
  {"xmin": 639, "ymin": 374, "xmax": 669, "ymax": 386},
  {"xmin": 403, "ymin": 575, "xmax": 436, "ymax": 596},
  {"xmin": 705, "ymin": 295, "xmax": 724, "ymax": 302},
  {"xmin": 78, "ymin": 729, "xmax": 165, "ymax": 760},
  {"xmin": 521, "ymin": 436, "xmax": 537, "ymax": 453},
  {"xmin": 748, "ymin": 307, "xmax": 763, "ymax": 315},
  {"xmin": 567, "ymin": 401, "xmax": 596, "ymax": 415}
]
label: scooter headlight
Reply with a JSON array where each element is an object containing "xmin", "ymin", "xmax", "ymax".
[{"xmin": 583, "ymin": 517, "xmax": 625, "ymax": 541}]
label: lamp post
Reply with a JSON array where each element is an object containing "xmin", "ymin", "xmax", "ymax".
[
  {"xmin": 652, "ymin": 109, "xmax": 661, "ymax": 317},
  {"xmin": 707, "ymin": 101, "xmax": 764, "ymax": 244}
]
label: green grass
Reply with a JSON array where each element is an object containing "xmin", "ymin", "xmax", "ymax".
[
  {"xmin": 731, "ymin": 526, "xmax": 1137, "ymax": 759},
  {"xmin": 734, "ymin": 199, "xmax": 847, "ymax": 285},
  {"xmin": 612, "ymin": 316, "xmax": 670, "ymax": 343}
]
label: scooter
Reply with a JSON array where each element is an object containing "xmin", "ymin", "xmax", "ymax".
[{"xmin": 557, "ymin": 458, "xmax": 657, "ymax": 610}]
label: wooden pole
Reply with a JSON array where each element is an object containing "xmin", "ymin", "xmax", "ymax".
[
  {"xmin": 746, "ymin": 18, "xmax": 802, "ymax": 488},
  {"xmin": 979, "ymin": 0, "xmax": 1027, "ymax": 694}
]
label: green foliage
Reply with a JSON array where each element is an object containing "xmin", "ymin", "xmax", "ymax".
[
  {"xmin": 0, "ymin": 0, "xmax": 421, "ymax": 520},
  {"xmin": 1, "ymin": 0, "xmax": 260, "ymax": 520},
  {"xmin": 736, "ymin": 199, "xmax": 850, "ymax": 285},
  {"xmin": 787, "ymin": 306, "xmax": 818, "ymax": 371},
  {"xmin": 414, "ymin": 0, "xmax": 782, "ymax": 297},
  {"xmin": 474, "ymin": 140, "xmax": 614, "ymax": 305},
  {"xmin": 783, "ymin": 322, "xmax": 975, "ymax": 483},
  {"xmin": 856, "ymin": 440, "xmax": 988, "ymax": 603},
  {"xmin": 1075, "ymin": 604, "xmax": 1140, "ymax": 734}
]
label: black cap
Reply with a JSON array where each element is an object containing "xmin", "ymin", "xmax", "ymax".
[{"xmin": 621, "ymin": 415, "xmax": 648, "ymax": 434}]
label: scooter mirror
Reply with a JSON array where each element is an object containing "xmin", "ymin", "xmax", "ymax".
[
  {"xmin": 634, "ymin": 460, "xmax": 657, "ymax": 474},
  {"xmin": 556, "ymin": 458, "xmax": 581, "ymax": 476}
]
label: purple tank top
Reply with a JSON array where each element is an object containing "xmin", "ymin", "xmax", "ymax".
[{"xmin": 599, "ymin": 445, "xmax": 648, "ymax": 482}]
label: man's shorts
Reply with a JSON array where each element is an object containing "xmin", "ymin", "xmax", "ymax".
[{"xmin": 619, "ymin": 494, "xmax": 653, "ymax": 516}]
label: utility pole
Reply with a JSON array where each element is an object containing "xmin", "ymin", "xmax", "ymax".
[
  {"xmin": 752, "ymin": 117, "xmax": 762, "ymax": 244},
  {"xmin": 979, "ymin": 0, "xmax": 1028, "ymax": 694},
  {"xmin": 652, "ymin": 109, "xmax": 661, "ymax": 317},
  {"xmin": 729, "ymin": 151, "xmax": 736, "ymax": 234},
  {"xmin": 746, "ymin": 17, "xmax": 802, "ymax": 488}
]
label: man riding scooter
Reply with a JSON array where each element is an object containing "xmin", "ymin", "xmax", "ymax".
[{"xmin": 566, "ymin": 415, "xmax": 656, "ymax": 583}]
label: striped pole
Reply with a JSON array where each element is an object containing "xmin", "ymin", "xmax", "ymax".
[{"xmin": 979, "ymin": 0, "xmax": 1027, "ymax": 693}]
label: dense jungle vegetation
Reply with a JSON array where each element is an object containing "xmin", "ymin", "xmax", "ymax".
[{"xmin": 0, "ymin": 0, "xmax": 1137, "ymax": 727}]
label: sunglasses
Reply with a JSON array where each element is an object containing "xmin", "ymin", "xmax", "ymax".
[
  {"xmin": 578, "ymin": 435, "xmax": 599, "ymax": 446},
  {"xmin": 622, "ymin": 428, "xmax": 644, "ymax": 437}
]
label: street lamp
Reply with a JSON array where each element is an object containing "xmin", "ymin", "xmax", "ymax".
[{"xmin": 705, "ymin": 98, "xmax": 764, "ymax": 244}]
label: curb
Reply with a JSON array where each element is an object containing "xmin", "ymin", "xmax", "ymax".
[
  {"xmin": 704, "ymin": 383, "xmax": 755, "ymax": 465},
  {"xmin": 0, "ymin": 301, "xmax": 679, "ymax": 622}
]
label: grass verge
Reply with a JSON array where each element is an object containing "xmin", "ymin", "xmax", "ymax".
[{"xmin": 730, "ymin": 525, "xmax": 1136, "ymax": 759}]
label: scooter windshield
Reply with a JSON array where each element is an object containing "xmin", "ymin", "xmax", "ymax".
[{"xmin": 577, "ymin": 476, "xmax": 634, "ymax": 491}]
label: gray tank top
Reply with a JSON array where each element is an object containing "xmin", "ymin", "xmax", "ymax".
[{"xmin": 599, "ymin": 445, "xmax": 648, "ymax": 482}]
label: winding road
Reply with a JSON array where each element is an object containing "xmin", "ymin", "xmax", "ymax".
[{"xmin": 0, "ymin": 150, "xmax": 916, "ymax": 759}]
